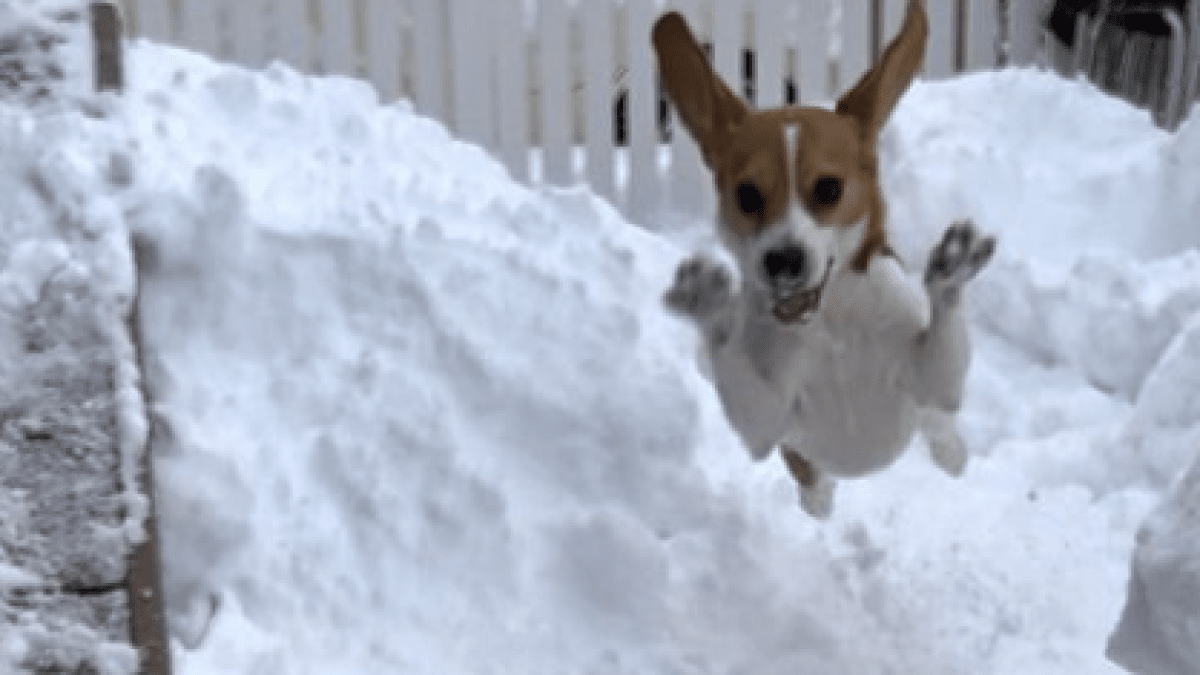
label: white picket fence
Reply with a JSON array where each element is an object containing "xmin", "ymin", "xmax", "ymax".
[{"xmin": 112, "ymin": 0, "xmax": 1049, "ymax": 223}]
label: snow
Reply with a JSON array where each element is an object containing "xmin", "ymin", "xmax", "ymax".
[
  {"xmin": 5, "ymin": 27, "xmax": 1196, "ymax": 674},
  {"xmin": 1106, "ymin": 451, "xmax": 1200, "ymax": 675}
]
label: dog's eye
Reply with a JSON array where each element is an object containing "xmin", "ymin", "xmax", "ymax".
[
  {"xmin": 813, "ymin": 176, "xmax": 842, "ymax": 206},
  {"xmin": 735, "ymin": 182, "xmax": 764, "ymax": 216}
]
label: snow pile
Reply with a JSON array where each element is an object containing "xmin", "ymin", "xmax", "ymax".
[
  {"xmin": 1107, "ymin": 452, "xmax": 1200, "ymax": 675},
  {"xmin": 114, "ymin": 38, "xmax": 1200, "ymax": 675},
  {"xmin": 1105, "ymin": 311, "xmax": 1200, "ymax": 675}
]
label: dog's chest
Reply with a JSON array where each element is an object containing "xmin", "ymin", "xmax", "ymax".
[{"xmin": 758, "ymin": 263, "xmax": 928, "ymax": 476}]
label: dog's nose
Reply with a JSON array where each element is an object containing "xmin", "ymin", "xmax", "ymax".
[{"xmin": 763, "ymin": 246, "xmax": 808, "ymax": 283}]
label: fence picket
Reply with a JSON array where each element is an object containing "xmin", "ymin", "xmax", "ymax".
[
  {"xmin": 924, "ymin": 0, "xmax": 956, "ymax": 77},
  {"xmin": 753, "ymin": 0, "xmax": 787, "ymax": 109},
  {"xmin": 664, "ymin": 0, "xmax": 714, "ymax": 222},
  {"xmin": 312, "ymin": 0, "xmax": 361, "ymax": 77},
  {"xmin": 712, "ymin": 0, "xmax": 742, "ymax": 100},
  {"xmin": 494, "ymin": 0, "xmax": 528, "ymax": 181},
  {"xmin": 178, "ymin": 0, "xmax": 220, "ymax": 58},
  {"xmin": 840, "ymin": 0, "xmax": 872, "ymax": 92},
  {"xmin": 625, "ymin": 0, "xmax": 660, "ymax": 219},
  {"xmin": 880, "ymin": 0, "xmax": 907, "ymax": 61},
  {"xmin": 364, "ymin": 0, "xmax": 404, "ymax": 102},
  {"xmin": 538, "ymin": 0, "xmax": 573, "ymax": 184},
  {"xmin": 1007, "ymin": 0, "xmax": 1049, "ymax": 66},
  {"xmin": 225, "ymin": 0, "xmax": 270, "ymax": 68},
  {"xmin": 794, "ymin": 0, "xmax": 830, "ymax": 102},
  {"xmin": 272, "ymin": 0, "xmax": 314, "ymax": 72},
  {"xmin": 450, "ymin": 0, "xmax": 494, "ymax": 149},
  {"xmin": 584, "ymin": 0, "xmax": 616, "ymax": 200},
  {"xmin": 129, "ymin": 0, "xmax": 173, "ymax": 42},
  {"xmin": 965, "ymin": 0, "xmax": 1000, "ymax": 70},
  {"xmin": 411, "ymin": 0, "xmax": 449, "ymax": 122}
]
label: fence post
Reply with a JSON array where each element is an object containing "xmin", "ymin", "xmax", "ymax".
[{"xmin": 91, "ymin": 1, "xmax": 124, "ymax": 92}]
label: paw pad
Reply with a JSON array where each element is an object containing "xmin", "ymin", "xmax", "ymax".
[
  {"xmin": 925, "ymin": 220, "xmax": 996, "ymax": 294},
  {"xmin": 664, "ymin": 255, "xmax": 733, "ymax": 319}
]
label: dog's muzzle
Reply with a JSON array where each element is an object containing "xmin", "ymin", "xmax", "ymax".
[{"xmin": 772, "ymin": 258, "xmax": 833, "ymax": 324}]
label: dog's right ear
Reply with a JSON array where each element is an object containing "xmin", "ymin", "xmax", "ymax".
[{"xmin": 652, "ymin": 12, "xmax": 747, "ymax": 168}]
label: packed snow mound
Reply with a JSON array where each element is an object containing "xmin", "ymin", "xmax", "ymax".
[
  {"xmin": 1107, "ymin": 449, "xmax": 1200, "ymax": 675},
  {"xmin": 883, "ymin": 67, "xmax": 1179, "ymax": 266},
  {"xmin": 119, "ymin": 39, "xmax": 1200, "ymax": 675}
]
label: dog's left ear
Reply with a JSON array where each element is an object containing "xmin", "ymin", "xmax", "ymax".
[{"xmin": 835, "ymin": 0, "xmax": 927, "ymax": 137}]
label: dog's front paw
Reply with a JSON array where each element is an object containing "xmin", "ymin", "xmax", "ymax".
[
  {"xmin": 664, "ymin": 254, "xmax": 734, "ymax": 321},
  {"xmin": 925, "ymin": 220, "xmax": 996, "ymax": 301}
]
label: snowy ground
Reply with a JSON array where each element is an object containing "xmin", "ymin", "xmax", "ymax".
[{"xmin": 7, "ymin": 25, "xmax": 1200, "ymax": 674}]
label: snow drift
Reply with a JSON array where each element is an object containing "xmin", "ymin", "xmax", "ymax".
[{"xmin": 67, "ymin": 34, "xmax": 1200, "ymax": 675}]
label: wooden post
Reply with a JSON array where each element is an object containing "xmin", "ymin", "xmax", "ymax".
[{"xmin": 90, "ymin": 1, "xmax": 124, "ymax": 92}]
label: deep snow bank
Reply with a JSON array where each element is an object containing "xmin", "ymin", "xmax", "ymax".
[
  {"xmin": 120, "ymin": 37, "xmax": 1200, "ymax": 675},
  {"xmin": 1105, "ymin": 309, "xmax": 1200, "ymax": 675},
  {"xmin": 1107, "ymin": 449, "xmax": 1200, "ymax": 675}
]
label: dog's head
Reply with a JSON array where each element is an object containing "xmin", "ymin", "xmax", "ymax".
[{"xmin": 652, "ymin": 0, "xmax": 927, "ymax": 323}]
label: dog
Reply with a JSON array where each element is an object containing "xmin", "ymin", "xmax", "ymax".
[{"xmin": 653, "ymin": 0, "xmax": 995, "ymax": 518}]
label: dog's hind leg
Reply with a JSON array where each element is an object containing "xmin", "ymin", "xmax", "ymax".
[
  {"xmin": 917, "ymin": 407, "xmax": 968, "ymax": 477},
  {"xmin": 909, "ymin": 220, "xmax": 995, "ymax": 412},
  {"xmin": 782, "ymin": 446, "xmax": 836, "ymax": 519}
]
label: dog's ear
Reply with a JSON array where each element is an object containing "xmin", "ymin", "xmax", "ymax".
[
  {"xmin": 835, "ymin": 0, "xmax": 927, "ymax": 137},
  {"xmin": 652, "ymin": 12, "xmax": 747, "ymax": 168}
]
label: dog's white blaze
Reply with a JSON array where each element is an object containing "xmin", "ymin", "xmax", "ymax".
[{"xmin": 780, "ymin": 123, "xmax": 835, "ymax": 288}]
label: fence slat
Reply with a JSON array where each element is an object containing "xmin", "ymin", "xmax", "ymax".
[
  {"xmin": 313, "ymin": 0, "xmax": 361, "ymax": 77},
  {"xmin": 411, "ymin": 0, "xmax": 449, "ymax": 122},
  {"xmin": 538, "ymin": 0, "xmax": 573, "ymax": 184},
  {"xmin": 494, "ymin": 0, "xmax": 528, "ymax": 181},
  {"xmin": 881, "ymin": 0, "xmax": 907, "ymax": 59},
  {"xmin": 584, "ymin": 0, "xmax": 616, "ymax": 200},
  {"xmin": 272, "ymin": 0, "xmax": 314, "ymax": 71},
  {"xmin": 794, "ymin": 0, "xmax": 829, "ymax": 102},
  {"xmin": 753, "ymin": 0, "xmax": 787, "ymax": 108},
  {"xmin": 226, "ymin": 0, "xmax": 270, "ymax": 68},
  {"xmin": 130, "ymin": 0, "xmax": 173, "ymax": 42},
  {"xmin": 450, "ymin": 0, "xmax": 494, "ymax": 149},
  {"xmin": 178, "ymin": 0, "xmax": 220, "ymax": 58},
  {"xmin": 364, "ymin": 0, "xmax": 404, "ymax": 102},
  {"xmin": 1007, "ymin": 0, "xmax": 1049, "ymax": 66},
  {"xmin": 924, "ymin": 0, "xmax": 956, "ymax": 78},
  {"xmin": 840, "ymin": 0, "xmax": 872, "ymax": 93},
  {"xmin": 712, "ymin": 0, "xmax": 742, "ymax": 100},
  {"xmin": 663, "ymin": 0, "xmax": 714, "ymax": 221},
  {"xmin": 626, "ymin": 0, "xmax": 660, "ymax": 219},
  {"xmin": 965, "ymin": 0, "xmax": 1000, "ymax": 70}
]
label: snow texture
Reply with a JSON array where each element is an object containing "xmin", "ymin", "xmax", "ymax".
[
  {"xmin": 3, "ymin": 10, "xmax": 1199, "ymax": 673},
  {"xmin": 102, "ymin": 36, "xmax": 1200, "ymax": 675}
]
